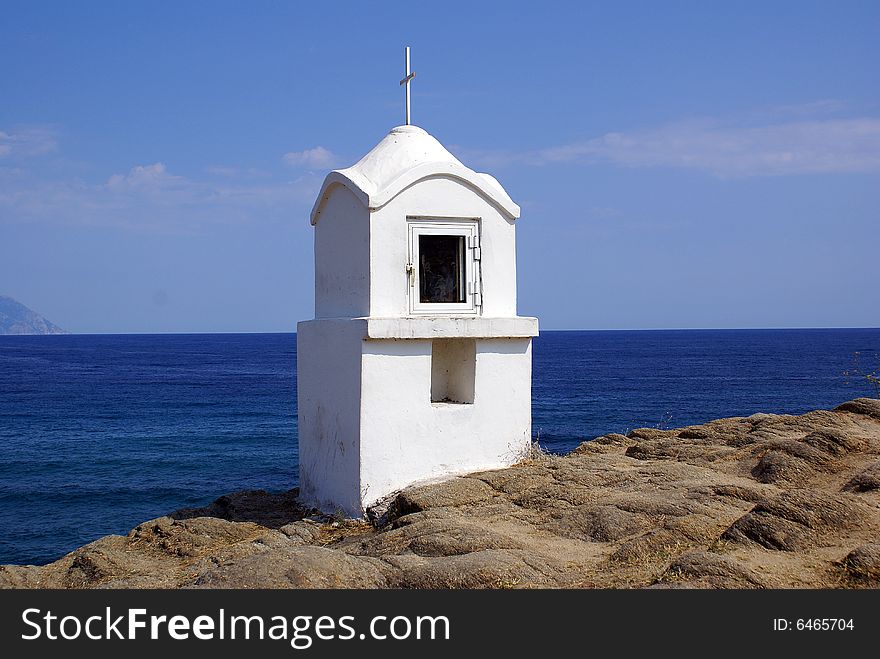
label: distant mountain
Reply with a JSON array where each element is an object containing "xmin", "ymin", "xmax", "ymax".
[{"xmin": 0, "ymin": 296, "xmax": 67, "ymax": 335}]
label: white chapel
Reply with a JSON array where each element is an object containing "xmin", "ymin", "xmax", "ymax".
[{"xmin": 297, "ymin": 57, "xmax": 538, "ymax": 516}]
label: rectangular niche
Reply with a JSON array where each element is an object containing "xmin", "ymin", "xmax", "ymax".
[{"xmin": 431, "ymin": 338, "xmax": 476, "ymax": 404}]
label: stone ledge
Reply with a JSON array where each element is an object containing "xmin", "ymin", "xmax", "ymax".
[
  {"xmin": 299, "ymin": 316, "xmax": 539, "ymax": 339},
  {"xmin": 365, "ymin": 316, "xmax": 538, "ymax": 339}
]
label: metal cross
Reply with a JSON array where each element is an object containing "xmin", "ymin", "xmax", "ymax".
[{"xmin": 399, "ymin": 46, "xmax": 416, "ymax": 125}]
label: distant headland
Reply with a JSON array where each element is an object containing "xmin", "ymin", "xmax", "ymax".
[{"xmin": 0, "ymin": 296, "xmax": 66, "ymax": 335}]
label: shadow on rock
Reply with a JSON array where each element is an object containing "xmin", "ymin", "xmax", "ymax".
[{"xmin": 170, "ymin": 488, "xmax": 316, "ymax": 529}]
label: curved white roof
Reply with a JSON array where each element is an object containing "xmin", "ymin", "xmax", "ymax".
[{"xmin": 309, "ymin": 125, "xmax": 520, "ymax": 225}]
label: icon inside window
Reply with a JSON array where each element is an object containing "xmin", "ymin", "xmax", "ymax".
[{"xmin": 419, "ymin": 235, "xmax": 465, "ymax": 304}]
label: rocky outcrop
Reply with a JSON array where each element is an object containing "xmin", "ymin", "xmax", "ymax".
[{"xmin": 3, "ymin": 398, "xmax": 880, "ymax": 589}]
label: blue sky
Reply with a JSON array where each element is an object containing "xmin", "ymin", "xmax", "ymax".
[{"xmin": 1, "ymin": 0, "xmax": 878, "ymax": 332}]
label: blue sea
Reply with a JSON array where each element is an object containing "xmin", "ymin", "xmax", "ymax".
[{"xmin": 1, "ymin": 329, "xmax": 878, "ymax": 565}]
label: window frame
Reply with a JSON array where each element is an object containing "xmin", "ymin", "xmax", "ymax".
[{"xmin": 407, "ymin": 218, "xmax": 480, "ymax": 315}]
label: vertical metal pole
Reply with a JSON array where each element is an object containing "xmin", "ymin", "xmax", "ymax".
[{"xmin": 404, "ymin": 46, "xmax": 411, "ymax": 125}]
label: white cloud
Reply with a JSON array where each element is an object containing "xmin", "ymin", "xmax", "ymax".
[
  {"xmin": 533, "ymin": 118, "xmax": 880, "ymax": 177},
  {"xmin": 458, "ymin": 109, "xmax": 880, "ymax": 178},
  {"xmin": 205, "ymin": 165, "xmax": 268, "ymax": 179},
  {"xmin": 0, "ymin": 162, "xmax": 322, "ymax": 233},
  {"xmin": 282, "ymin": 146, "xmax": 337, "ymax": 169},
  {"xmin": 0, "ymin": 124, "xmax": 324, "ymax": 231},
  {"xmin": 106, "ymin": 163, "xmax": 182, "ymax": 189},
  {"xmin": 0, "ymin": 126, "xmax": 58, "ymax": 159},
  {"xmin": 766, "ymin": 99, "xmax": 857, "ymax": 121}
]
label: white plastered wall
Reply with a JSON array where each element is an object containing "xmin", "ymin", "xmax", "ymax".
[
  {"xmin": 358, "ymin": 337, "xmax": 532, "ymax": 510},
  {"xmin": 296, "ymin": 319, "xmax": 364, "ymax": 515},
  {"xmin": 314, "ymin": 185, "xmax": 370, "ymax": 318},
  {"xmin": 369, "ymin": 176, "xmax": 517, "ymax": 318}
]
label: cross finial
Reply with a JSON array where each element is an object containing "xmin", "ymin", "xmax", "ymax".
[{"xmin": 399, "ymin": 46, "xmax": 416, "ymax": 125}]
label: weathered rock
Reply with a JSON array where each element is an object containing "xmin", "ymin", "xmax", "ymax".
[
  {"xmin": 542, "ymin": 504, "xmax": 650, "ymax": 543},
  {"xmin": 751, "ymin": 450, "xmax": 814, "ymax": 484},
  {"xmin": 351, "ymin": 511, "xmax": 527, "ymax": 558},
  {"xmin": 677, "ymin": 427, "xmax": 713, "ymax": 440},
  {"xmin": 609, "ymin": 527, "xmax": 696, "ymax": 566},
  {"xmin": 0, "ymin": 565, "xmax": 44, "ymax": 588},
  {"xmin": 842, "ymin": 543, "xmax": 880, "ymax": 583},
  {"xmin": 390, "ymin": 477, "xmax": 497, "ymax": 517},
  {"xmin": 385, "ymin": 550, "xmax": 553, "ymax": 589},
  {"xmin": 62, "ymin": 538, "xmax": 131, "ymax": 588},
  {"xmin": 628, "ymin": 427, "xmax": 674, "ymax": 441},
  {"xmin": 803, "ymin": 429, "xmax": 866, "ymax": 456},
  {"xmin": 660, "ymin": 551, "xmax": 765, "ymax": 588},
  {"xmin": 842, "ymin": 462, "xmax": 880, "ymax": 493},
  {"xmin": 171, "ymin": 489, "xmax": 311, "ymax": 528},
  {"xmin": 626, "ymin": 439, "xmax": 736, "ymax": 464},
  {"xmin": 130, "ymin": 516, "xmax": 272, "ymax": 557},
  {"xmin": 701, "ymin": 484, "xmax": 767, "ymax": 503},
  {"xmin": 279, "ymin": 520, "xmax": 323, "ymax": 544},
  {"xmin": 2, "ymin": 399, "xmax": 879, "ymax": 589},
  {"xmin": 193, "ymin": 545, "xmax": 388, "ymax": 588},
  {"xmin": 587, "ymin": 432, "xmax": 633, "ymax": 446},
  {"xmin": 835, "ymin": 398, "xmax": 880, "ymax": 420},
  {"xmin": 721, "ymin": 490, "xmax": 865, "ymax": 551}
]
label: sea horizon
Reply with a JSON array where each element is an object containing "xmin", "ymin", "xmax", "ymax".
[{"xmin": 8, "ymin": 325, "xmax": 880, "ymax": 337}]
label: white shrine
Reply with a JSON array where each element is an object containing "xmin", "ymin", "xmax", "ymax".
[{"xmin": 297, "ymin": 50, "xmax": 538, "ymax": 516}]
